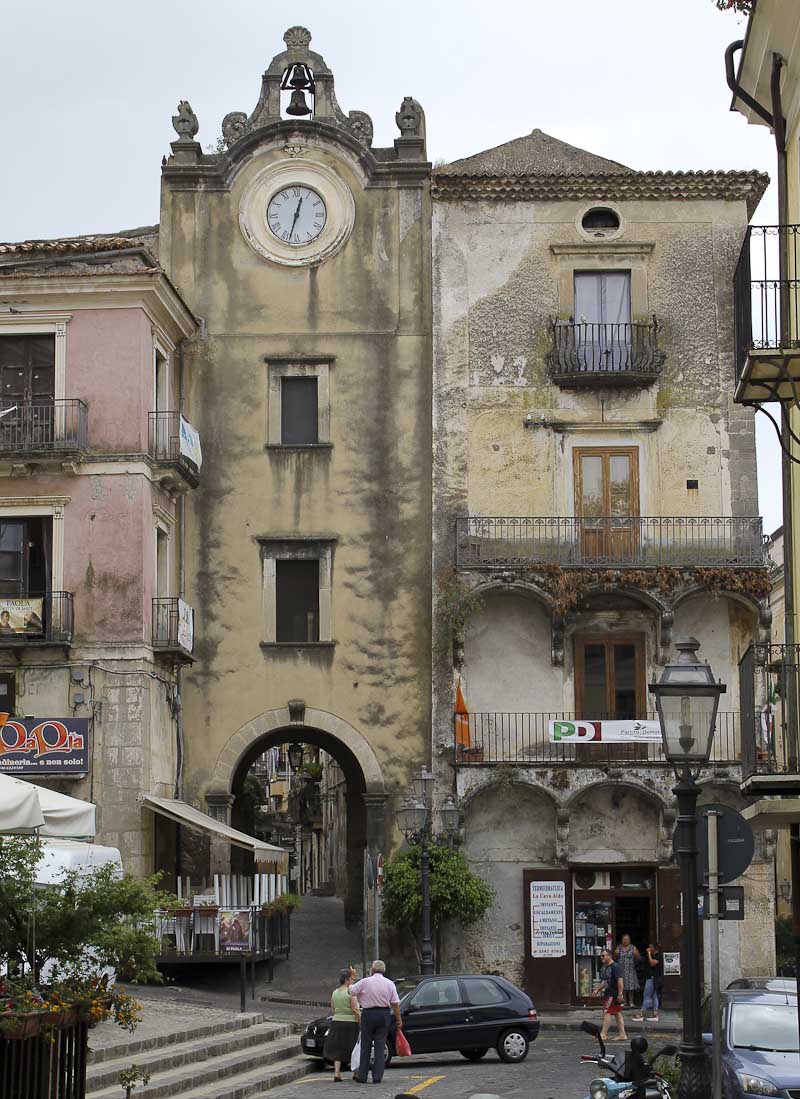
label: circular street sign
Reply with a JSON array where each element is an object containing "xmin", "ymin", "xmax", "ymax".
[{"xmin": 671, "ymin": 802, "xmax": 755, "ymax": 884}]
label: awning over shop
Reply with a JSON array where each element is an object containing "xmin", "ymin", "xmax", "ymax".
[
  {"xmin": 142, "ymin": 795, "xmax": 288, "ymax": 871},
  {"xmin": 0, "ymin": 773, "xmax": 96, "ymax": 838}
]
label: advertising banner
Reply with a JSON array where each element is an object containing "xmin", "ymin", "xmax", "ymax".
[
  {"xmin": 530, "ymin": 880, "xmax": 567, "ymax": 958},
  {"xmin": 179, "ymin": 416, "xmax": 203, "ymax": 469},
  {"xmin": 0, "ymin": 597, "xmax": 43, "ymax": 636},
  {"xmin": 0, "ymin": 717, "xmax": 89, "ymax": 774},
  {"xmin": 177, "ymin": 598, "xmax": 194, "ymax": 652},
  {"xmin": 549, "ymin": 719, "xmax": 662, "ymax": 744},
  {"xmin": 219, "ymin": 909, "xmax": 251, "ymax": 952}
]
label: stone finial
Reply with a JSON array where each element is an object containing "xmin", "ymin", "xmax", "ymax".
[
  {"xmin": 221, "ymin": 111, "xmax": 248, "ymax": 148},
  {"xmin": 396, "ymin": 96, "xmax": 424, "ymax": 138},
  {"xmin": 172, "ymin": 100, "xmax": 199, "ymax": 142},
  {"xmin": 283, "ymin": 26, "xmax": 312, "ymax": 52}
]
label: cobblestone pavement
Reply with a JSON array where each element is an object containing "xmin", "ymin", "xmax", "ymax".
[{"xmin": 270, "ymin": 1032, "xmax": 650, "ymax": 1099}]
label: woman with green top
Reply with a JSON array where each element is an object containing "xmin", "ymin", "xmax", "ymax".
[{"xmin": 323, "ymin": 969, "xmax": 361, "ymax": 1081}]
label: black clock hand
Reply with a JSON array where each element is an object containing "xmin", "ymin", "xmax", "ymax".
[{"xmin": 289, "ymin": 196, "xmax": 303, "ymax": 238}]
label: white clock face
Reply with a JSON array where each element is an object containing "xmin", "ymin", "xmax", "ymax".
[{"xmin": 266, "ymin": 185, "xmax": 327, "ymax": 246}]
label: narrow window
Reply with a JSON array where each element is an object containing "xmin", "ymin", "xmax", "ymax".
[
  {"xmin": 154, "ymin": 349, "xmax": 169, "ymax": 413},
  {"xmin": 0, "ymin": 672, "xmax": 16, "ymax": 715},
  {"xmin": 156, "ymin": 528, "xmax": 169, "ymax": 598},
  {"xmin": 281, "ymin": 377, "xmax": 318, "ymax": 444},
  {"xmin": 574, "ymin": 447, "xmax": 639, "ymax": 563},
  {"xmin": 573, "ymin": 271, "xmax": 632, "ymax": 372},
  {"xmin": 574, "ymin": 633, "xmax": 646, "ymax": 759},
  {"xmin": 276, "ymin": 559, "xmax": 320, "ymax": 642},
  {"xmin": 0, "ymin": 518, "xmax": 51, "ymax": 596},
  {"xmin": 0, "ymin": 335, "xmax": 56, "ymax": 445}
]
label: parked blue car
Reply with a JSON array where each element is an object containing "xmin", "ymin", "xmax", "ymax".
[{"xmin": 702, "ymin": 987, "xmax": 799, "ymax": 1097}]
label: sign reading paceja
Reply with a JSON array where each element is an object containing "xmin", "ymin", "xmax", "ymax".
[
  {"xmin": 530, "ymin": 880, "xmax": 567, "ymax": 958},
  {"xmin": 549, "ymin": 719, "xmax": 662, "ymax": 743},
  {"xmin": 0, "ymin": 717, "xmax": 89, "ymax": 774}
]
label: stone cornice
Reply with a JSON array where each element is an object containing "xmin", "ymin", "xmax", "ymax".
[{"xmin": 431, "ymin": 170, "xmax": 770, "ymax": 218}]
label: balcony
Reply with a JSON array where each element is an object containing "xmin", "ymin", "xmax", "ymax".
[
  {"xmin": 740, "ymin": 643, "xmax": 800, "ymax": 796},
  {"xmin": 455, "ymin": 516, "xmax": 766, "ymax": 569},
  {"xmin": 0, "ymin": 399, "xmax": 88, "ymax": 468},
  {"xmin": 545, "ymin": 320, "xmax": 665, "ymax": 387},
  {"xmin": 454, "ymin": 711, "xmax": 741, "ymax": 766},
  {"xmin": 148, "ymin": 412, "xmax": 200, "ymax": 490},
  {"xmin": 152, "ymin": 597, "xmax": 194, "ymax": 663},
  {"xmin": 0, "ymin": 592, "xmax": 74, "ymax": 646},
  {"xmin": 733, "ymin": 224, "xmax": 800, "ymax": 403}
]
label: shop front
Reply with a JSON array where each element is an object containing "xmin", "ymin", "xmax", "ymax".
[{"xmin": 524, "ymin": 865, "xmax": 682, "ymax": 1009}]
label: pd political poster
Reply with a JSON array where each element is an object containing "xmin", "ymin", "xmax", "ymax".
[
  {"xmin": 0, "ymin": 717, "xmax": 89, "ymax": 774},
  {"xmin": 549, "ymin": 719, "xmax": 662, "ymax": 744}
]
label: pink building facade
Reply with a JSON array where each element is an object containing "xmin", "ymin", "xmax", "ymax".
[{"xmin": 0, "ymin": 237, "xmax": 197, "ymax": 874}]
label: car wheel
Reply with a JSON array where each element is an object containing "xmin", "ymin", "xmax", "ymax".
[
  {"xmin": 496, "ymin": 1028, "xmax": 529, "ymax": 1063},
  {"xmin": 459, "ymin": 1047, "xmax": 489, "ymax": 1061},
  {"xmin": 383, "ymin": 1041, "xmax": 393, "ymax": 1068}
]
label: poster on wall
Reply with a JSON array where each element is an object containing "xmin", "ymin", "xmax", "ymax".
[
  {"xmin": 549, "ymin": 719, "xmax": 662, "ymax": 744},
  {"xmin": 220, "ymin": 909, "xmax": 251, "ymax": 952},
  {"xmin": 663, "ymin": 951, "xmax": 681, "ymax": 976},
  {"xmin": 0, "ymin": 717, "xmax": 89, "ymax": 774},
  {"xmin": 177, "ymin": 598, "xmax": 194, "ymax": 652},
  {"xmin": 0, "ymin": 597, "xmax": 43, "ymax": 636},
  {"xmin": 530, "ymin": 880, "xmax": 567, "ymax": 958},
  {"xmin": 179, "ymin": 416, "xmax": 203, "ymax": 469}
]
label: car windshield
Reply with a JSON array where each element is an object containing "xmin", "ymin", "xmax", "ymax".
[
  {"xmin": 395, "ymin": 978, "xmax": 420, "ymax": 1002},
  {"xmin": 731, "ymin": 1003, "xmax": 800, "ymax": 1052}
]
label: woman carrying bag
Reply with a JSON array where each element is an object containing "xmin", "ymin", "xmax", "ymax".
[{"xmin": 323, "ymin": 969, "xmax": 361, "ymax": 1081}]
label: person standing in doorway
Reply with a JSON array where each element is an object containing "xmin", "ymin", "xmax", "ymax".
[
  {"xmin": 615, "ymin": 933, "xmax": 640, "ymax": 1008},
  {"xmin": 599, "ymin": 948, "xmax": 628, "ymax": 1042},
  {"xmin": 324, "ymin": 969, "xmax": 360, "ymax": 1081},
  {"xmin": 348, "ymin": 960, "xmax": 402, "ymax": 1083},
  {"xmin": 632, "ymin": 942, "xmax": 662, "ymax": 1023}
]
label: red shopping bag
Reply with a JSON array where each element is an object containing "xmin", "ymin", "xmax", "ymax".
[{"xmin": 395, "ymin": 1030, "xmax": 412, "ymax": 1057}]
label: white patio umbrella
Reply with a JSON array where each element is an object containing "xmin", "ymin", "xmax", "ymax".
[{"xmin": 0, "ymin": 774, "xmax": 96, "ymax": 838}]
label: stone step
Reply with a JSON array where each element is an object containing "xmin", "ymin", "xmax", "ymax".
[
  {"xmin": 86, "ymin": 1021, "xmax": 294, "ymax": 1093},
  {"xmin": 171, "ymin": 1055, "xmax": 315, "ymax": 1099},
  {"xmin": 88, "ymin": 1012, "xmax": 274, "ymax": 1065},
  {"xmin": 86, "ymin": 1032, "xmax": 304, "ymax": 1099}
]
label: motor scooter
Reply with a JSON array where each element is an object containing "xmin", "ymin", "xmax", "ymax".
[{"xmin": 561, "ymin": 1020, "xmax": 677, "ymax": 1099}]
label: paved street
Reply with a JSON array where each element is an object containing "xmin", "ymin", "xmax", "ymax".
[{"xmin": 270, "ymin": 1032, "xmax": 637, "ymax": 1099}]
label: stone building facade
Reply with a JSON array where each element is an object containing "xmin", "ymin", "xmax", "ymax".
[
  {"xmin": 430, "ymin": 129, "xmax": 776, "ymax": 1005},
  {"xmin": 0, "ymin": 237, "xmax": 197, "ymax": 875},
  {"xmin": 158, "ymin": 28, "xmax": 432, "ymax": 916}
]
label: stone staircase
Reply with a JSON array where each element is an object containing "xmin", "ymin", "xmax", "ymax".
[{"xmin": 86, "ymin": 1013, "xmax": 315, "ymax": 1099}]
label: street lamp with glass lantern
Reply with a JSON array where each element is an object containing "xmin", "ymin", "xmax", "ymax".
[
  {"xmin": 287, "ymin": 742, "xmax": 304, "ymax": 772},
  {"xmin": 395, "ymin": 782, "xmax": 460, "ymax": 976},
  {"xmin": 649, "ymin": 637, "xmax": 726, "ymax": 1099}
]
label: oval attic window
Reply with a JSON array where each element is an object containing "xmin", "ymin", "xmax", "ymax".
[{"xmin": 581, "ymin": 207, "xmax": 621, "ymax": 234}]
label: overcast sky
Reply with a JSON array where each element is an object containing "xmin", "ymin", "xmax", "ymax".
[{"xmin": 0, "ymin": 0, "xmax": 782, "ymax": 531}]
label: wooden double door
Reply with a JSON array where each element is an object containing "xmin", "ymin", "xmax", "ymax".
[{"xmin": 574, "ymin": 446, "xmax": 639, "ymax": 563}]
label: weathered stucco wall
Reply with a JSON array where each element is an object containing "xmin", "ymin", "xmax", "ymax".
[{"xmin": 163, "ymin": 126, "xmax": 432, "ymax": 839}]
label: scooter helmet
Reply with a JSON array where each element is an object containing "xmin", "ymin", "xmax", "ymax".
[{"xmin": 630, "ymin": 1035, "xmax": 649, "ymax": 1055}]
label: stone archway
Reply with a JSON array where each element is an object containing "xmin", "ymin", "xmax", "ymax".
[{"xmin": 207, "ymin": 703, "xmax": 386, "ymax": 924}]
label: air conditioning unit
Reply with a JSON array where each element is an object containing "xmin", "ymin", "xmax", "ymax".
[{"xmin": 574, "ymin": 870, "xmax": 611, "ymax": 891}]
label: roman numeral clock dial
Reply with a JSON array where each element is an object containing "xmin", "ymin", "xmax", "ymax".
[{"xmin": 267, "ymin": 186, "xmax": 327, "ymax": 245}]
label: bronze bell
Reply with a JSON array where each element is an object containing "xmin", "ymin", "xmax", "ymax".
[{"xmin": 286, "ymin": 89, "xmax": 311, "ymax": 116}]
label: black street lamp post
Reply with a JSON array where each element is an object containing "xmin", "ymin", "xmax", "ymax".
[
  {"xmin": 650, "ymin": 637, "xmax": 726, "ymax": 1099},
  {"xmin": 396, "ymin": 774, "xmax": 459, "ymax": 977}
]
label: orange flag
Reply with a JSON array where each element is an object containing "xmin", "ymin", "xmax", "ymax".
[{"xmin": 455, "ymin": 677, "xmax": 471, "ymax": 748}]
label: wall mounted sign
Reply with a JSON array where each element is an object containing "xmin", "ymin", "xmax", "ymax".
[
  {"xmin": 549, "ymin": 719, "xmax": 662, "ymax": 743},
  {"xmin": 663, "ymin": 951, "xmax": 681, "ymax": 976},
  {"xmin": 179, "ymin": 416, "xmax": 203, "ymax": 469},
  {"xmin": 0, "ymin": 717, "xmax": 89, "ymax": 774},
  {"xmin": 530, "ymin": 880, "xmax": 567, "ymax": 958},
  {"xmin": 177, "ymin": 598, "xmax": 194, "ymax": 653}
]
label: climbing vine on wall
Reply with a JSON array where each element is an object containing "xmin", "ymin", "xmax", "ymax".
[
  {"xmin": 435, "ymin": 567, "xmax": 484, "ymax": 658},
  {"xmin": 538, "ymin": 563, "xmax": 770, "ymax": 618}
]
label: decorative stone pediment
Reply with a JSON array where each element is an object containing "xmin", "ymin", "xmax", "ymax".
[{"xmin": 219, "ymin": 26, "xmax": 374, "ymax": 150}]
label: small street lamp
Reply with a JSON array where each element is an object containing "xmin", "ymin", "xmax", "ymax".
[
  {"xmin": 395, "ymin": 778, "xmax": 461, "ymax": 976},
  {"xmin": 650, "ymin": 637, "xmax": 726, "ymax": 1099},
  {"xmin": 287, "ymin": 742, "xmax": 304, "ymax": 771}
]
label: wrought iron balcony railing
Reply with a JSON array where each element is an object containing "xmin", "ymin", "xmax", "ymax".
[
  {"xmin": 455, "ymin": 516, "xmax": 766, "ymax": 569},
  {"xmin": 733, "ymin": 224, "xmax": 800, "ymax": 402},
  {"xmin": 148, "ymin": 412, "xmax": 200, "ymax": 487},
  {"xmin": 546, "ymin": 320, "xmax": 665, "ymax": 386},
  {"xmin": 740, "ymin": 643, "xmax": 800, "ymax": 793},
  {"xmin": 0, "ymin": 592, "xmax": 74, "ymax": 645},
  {"xmin": 455, "ymin": 711, "xmax": 741, "ymax": 766},
  {"xmin": 152, "ymin": 597, "xmax": 194, "ymax": 657},
  {"xmin": 0, "ymin": 399, "xmax": 88, "ymax": 455}
]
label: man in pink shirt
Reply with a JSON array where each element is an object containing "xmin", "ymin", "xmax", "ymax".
[{"xmin": 348, "ymin": 960, "xmax": 402, "ymax": 1083}]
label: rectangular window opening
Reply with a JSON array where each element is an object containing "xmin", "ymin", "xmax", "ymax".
[
  {"xmin": 276, "ymin": 559, "xmax": 320, "ymax": 642},
  {"xmin": 0, "ymin": 672, "xmax": 16, "ymax": 715},
  {"xmin": 281, "ymin": 377, "xmax": 318, "ymax": 445}
]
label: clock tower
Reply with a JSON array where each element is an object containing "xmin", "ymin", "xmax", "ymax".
[{"xmin": 159, "ymin": 27, "xmax": 431, "ymax": 914}]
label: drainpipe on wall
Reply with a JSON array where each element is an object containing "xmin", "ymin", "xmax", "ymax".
[{"xmin": 174, "ymin": 339, "xmax": 186, "ymax": 801}]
